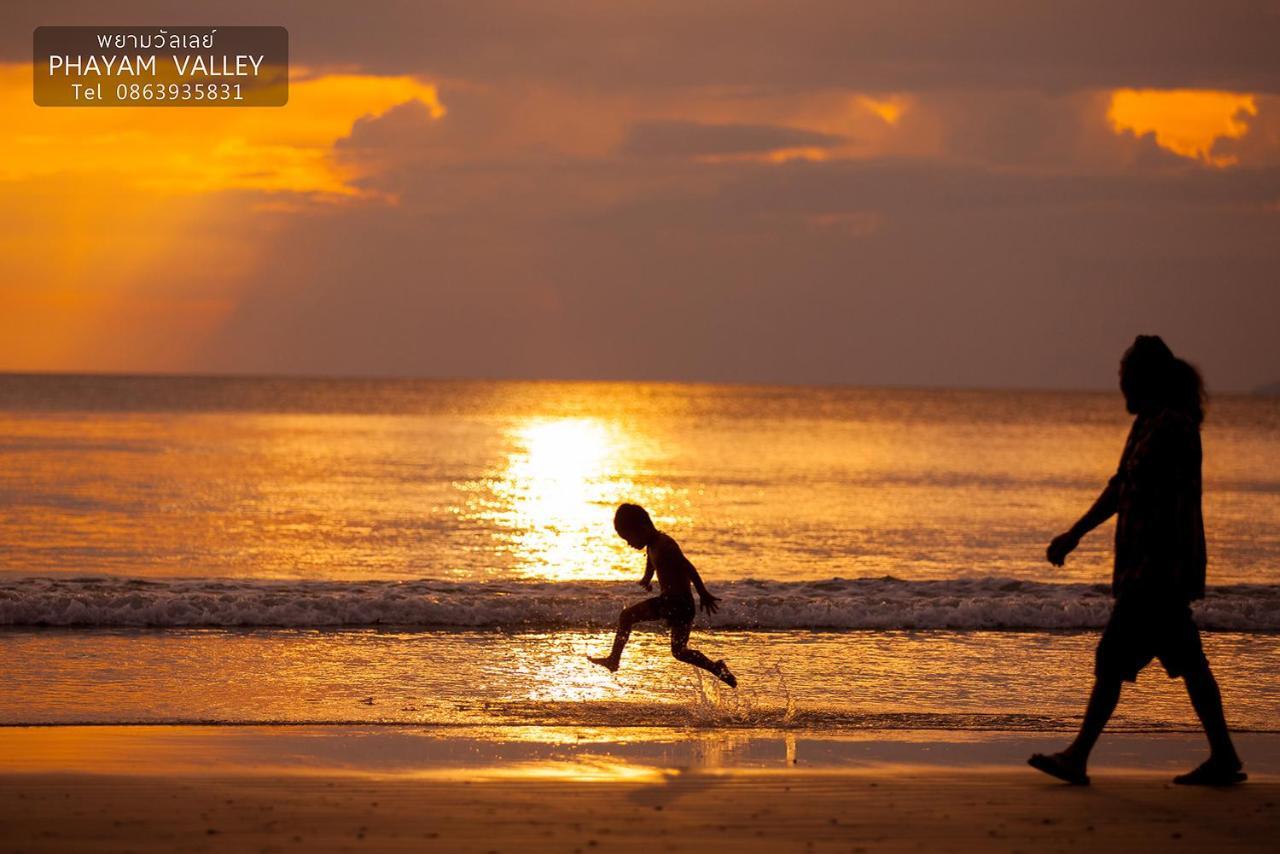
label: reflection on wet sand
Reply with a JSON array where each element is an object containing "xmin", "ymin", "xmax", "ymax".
[{"xmin": 3, "ymin": 726, "xmax": 1277, "ymax": 779}]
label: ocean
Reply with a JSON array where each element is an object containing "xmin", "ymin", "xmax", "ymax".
[{"xmin": 2, "ymin": 375, "xmax": 1277, "ymax": 732}]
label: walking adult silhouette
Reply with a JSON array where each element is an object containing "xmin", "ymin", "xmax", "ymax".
[{"xmin": 1029, "ymin": 335, "xmax": 1245, "ymax": 786}]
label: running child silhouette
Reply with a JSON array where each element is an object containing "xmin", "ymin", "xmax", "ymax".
[{"xmin": 588, "ymin": 503, "xmax": 737, "ymax": 687}]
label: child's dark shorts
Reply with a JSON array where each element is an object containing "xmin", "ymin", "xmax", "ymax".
[
  {"xmin": 1095, "ymin": 594, "xmax": 1208, "ymax": 683},
  {"xmin": 646, "ymin": 592, "xmax": 696, "ymax": 627}
]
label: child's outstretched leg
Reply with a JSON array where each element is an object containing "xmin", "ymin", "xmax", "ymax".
[
  {"xmin": 671, "ymin": 622, "xmax": 737, "ymax": 688},
  {"xmin": 589, "ymin": 599, "xmax": 661, "ymax": 672}
]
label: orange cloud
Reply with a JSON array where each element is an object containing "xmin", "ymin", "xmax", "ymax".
[
  {"xmin": 0, "ymin": 63, "xmax": 445, "ymax": 371},
  {"xmin": 857, "ymin": 95, "xmax": 909, "ymax": 126},
  {"xmin": 1107, "ymin": 89, "xmax": 1257, "ymax": 166},
  {"xmin": 0, "ymin": 63, "xmax": 445, "ymax": 195}
]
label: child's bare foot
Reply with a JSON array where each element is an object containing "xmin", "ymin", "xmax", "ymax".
[
  {"xmin": 587, "ymin": 655, "xmax": 619, "ymax": 673},
  {"xmin": 714, "ymin": 660, "xmax": 737, "ymax": 688}
]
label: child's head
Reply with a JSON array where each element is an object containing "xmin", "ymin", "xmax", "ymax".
[{"xmin": 614, "ymin": 503, "xmax": 655, "ymax": 549}]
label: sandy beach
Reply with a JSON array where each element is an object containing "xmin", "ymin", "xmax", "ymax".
[
  {"xmin": 5, "ymin": 767, "xmax": 1278, "ymax": 853},
  {"xmin": 2, "ymin": 727, "xmax": 1277, "ymax": 852}
]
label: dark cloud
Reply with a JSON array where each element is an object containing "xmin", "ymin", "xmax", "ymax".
[
  {"xmin": 620, "ymin": 120, "xmax": 846, "ymax": 158},
  {"xmin": 7, "ymin": 1, "xmax": 1280, "ymax": 93},
  {"xmin": 199, "ymin": 149, "xmax": 1280, "ymax": 390},
  {"xmin": 894, "ymin": 91, "xmax": 1190, "ymax": 170},
  {"xmin": 1213, "ymin": 96, "xmax": 1280, "ymax": 166},
  {"xmin": 337, "ymin": 99, "xmax": 438, "ymax": 150},
  {"xmin": 710, "ymin": 159, "xmax": 1280, "ymax": 216}
]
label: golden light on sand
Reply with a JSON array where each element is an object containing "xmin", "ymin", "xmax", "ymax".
[
  {"xmin": 1107, "ymin": 88, "xmax": 1257, "ymax": 165},
  {"xmin": 498, "ymin": 418, "xmax": 634, "ymax": 580},
  {"xmin": 459, "ymin": 759, "xmax": 670, "ymax": 782}
]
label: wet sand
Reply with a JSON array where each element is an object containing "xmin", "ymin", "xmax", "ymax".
[
  {"xmin": 3, "ymin": 768, "xmax": 1278, "ymax": 853},
  {"xmin": 2, "ymin": 727, "xmax": 1277, "ymax": 852}
]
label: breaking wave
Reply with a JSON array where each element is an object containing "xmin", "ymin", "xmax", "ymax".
[{"xmin": 1, "ymin": 575, "xmax": 1277, "ymax": 631}]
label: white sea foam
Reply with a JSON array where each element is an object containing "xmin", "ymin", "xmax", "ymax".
[{"xmin": 1, "ymin": 575, "xmax": 1276, "ymax": 631}]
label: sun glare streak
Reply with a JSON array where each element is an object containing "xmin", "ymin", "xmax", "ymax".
[
  {"xmin": 0, "ymin": 62, "xmax": 446, "ymax": 371},
  {"xmin": 1107, "ymin": 88, "xmax": 1257, "ymax": 166}
]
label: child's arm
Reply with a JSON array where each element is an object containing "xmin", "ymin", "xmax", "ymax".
[
  {"xmin": 639, "ymin": 552, "xmax": 655, "ymax": 591},
  {"xmin": 686, "ymin": 562, "xmax": 719, "ymax": 615}
]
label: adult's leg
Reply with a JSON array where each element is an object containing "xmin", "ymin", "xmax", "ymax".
[
  {"xmin": 1028, "ymin": 675, "xmax": 1121, "ymax": 785},
  {"xmin": 590, "ymin": 598, "xmax": 662, "ymax": 670},
  {"xmin": 1062, "ymin": 600, "xmax": 1140, "ymax": 765},
  {"xmin": 1183, "ymin": 661, "xmax": 1242, "ymax": 768},
  {"xmin": 1063, "ymin": 675, "xmax": 1123, "ymax": 764},
  {"xmin": 1161, "ymin": 608, "xmax": 1245, "ymax": 783}
]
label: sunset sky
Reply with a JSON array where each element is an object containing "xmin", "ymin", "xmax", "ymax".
[{"xmin": 3, "ymin": 1, "xmax": 1278, "ymax": 390}]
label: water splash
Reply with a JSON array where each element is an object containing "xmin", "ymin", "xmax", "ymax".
[{"xmin": 682, "ymin": 661, "xmax": 798, "ymax": 728}]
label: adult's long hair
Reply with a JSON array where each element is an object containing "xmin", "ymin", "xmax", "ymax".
[{"xmin": 1121, "ymin": 335, "xmax": 1206, "ymax": 424}]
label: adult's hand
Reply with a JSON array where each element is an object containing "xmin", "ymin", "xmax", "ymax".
[{"xmin": 1046, "ymin": 531, "xmax": 1080, "ymax": 567}]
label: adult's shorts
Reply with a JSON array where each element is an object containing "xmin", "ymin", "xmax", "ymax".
[{"xmin": 1095, "ymin": 594, "xmax": 1208, "ymax": 683}]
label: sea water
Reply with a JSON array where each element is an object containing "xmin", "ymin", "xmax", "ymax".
[{"xmin": 1, "ymin": 375, "xmax": 1277, "ymax": 732}]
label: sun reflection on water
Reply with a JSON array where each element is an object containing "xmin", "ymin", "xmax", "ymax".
[
  {"xmin": 489, "ymin": 417, "xmax": 638, "ymax": 580},
  {"xmin": 511, "ymin": 632, "xmax": 623, "ymax": 704}
]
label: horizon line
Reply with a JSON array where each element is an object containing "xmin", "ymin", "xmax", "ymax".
[{"xmin": 0, "ymin": 368, "xmax": 1272, "ymax": 397}]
